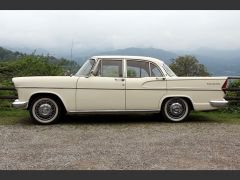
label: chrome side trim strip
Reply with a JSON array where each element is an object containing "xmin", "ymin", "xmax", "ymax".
[
  {"xmin": 14, "ymin": 87, "xmax": 222, "ymax": 91},
  {"xmin": 67, "ymin": 109, "xmax": 160, "ymax": 114}
]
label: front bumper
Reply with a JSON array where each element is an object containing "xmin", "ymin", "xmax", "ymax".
[
  {"xmin": 12, "ymin": 99, "xmax": 28, "ymax": 109},
  {"xmin": 210, "ymin": 100, "xmax": 228, "ymax": 108}
]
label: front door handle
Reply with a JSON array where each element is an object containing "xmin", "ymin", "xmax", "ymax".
[
  {"xmin": 156, "ymin": 77, "xmax": 166, "ymax": 80},
  {"xmin": 115, "ymin": 78, "xmax": 125, "ymax": 81}
]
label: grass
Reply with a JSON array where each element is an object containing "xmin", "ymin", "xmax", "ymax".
[
  {"xmin": 190, "ymin": 111, "xmax": 240, "ymax": 123},
  {"xmin": 0, "ymin": 108, "xmax": 29, "ymax": 125},
  {"xmin": 0, "ymin": 108, "xmax": 239, "ymax": 125}
]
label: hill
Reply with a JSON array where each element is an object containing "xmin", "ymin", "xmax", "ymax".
[
  {"xmin": 177, "ymin": 48, "xmax": 240, "ymax": 75},
  {"xmin": 90, "ymin": 47, "xmax": 240, "ymax": 75},
  {"xmin": 95, "ymin": 47, "xmax": 177, "ymax": 64},
  {"xmin": 1, "ymin": 46, "xmax": 240, "ymax": 76},
  {"xmin": 0, "ymin": 46, "xmax": 80, "ymax": 77},
  {"xmin": 0, "ymin": 47, "xmax": 25, "ymax": 61}
]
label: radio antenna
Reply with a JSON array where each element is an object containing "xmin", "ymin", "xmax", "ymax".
[
  {"xmin": 70, "ymin": 40, "xmax": 74, "ymax": 74},
  {"xmin": 70, "ymin": 40, "xmax": 74, "ymax": 61}
]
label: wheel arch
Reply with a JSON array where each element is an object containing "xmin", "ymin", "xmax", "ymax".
[
  {"xmin": 159, "ymin": 95, "xmax": 194, "ymax": 111},
  {"xmin": 27, "ymin": 92, "xmax": 67, "ymax": 113}
]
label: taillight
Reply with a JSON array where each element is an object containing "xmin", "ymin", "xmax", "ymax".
[{"xmin": 222, "ymin": 78, "xmax": 228, "ymax": 94}]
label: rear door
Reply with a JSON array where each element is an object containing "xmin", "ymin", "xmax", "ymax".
[{"xmin": 125, "ymin": 59, "xmax": 167, "ymax": 110}]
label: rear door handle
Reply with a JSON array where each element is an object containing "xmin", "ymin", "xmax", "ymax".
[{"xmin": 115, "ymin": 78, "xmax": 125, "ymax": 81}]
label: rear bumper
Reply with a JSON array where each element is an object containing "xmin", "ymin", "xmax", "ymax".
[
  {"xmin": 12, "ymin": 99, "xmax": 28, "ymax": 109},
  {"xmin": 210, "ymin": 100, "xmax": 228, "ymax": 108}
]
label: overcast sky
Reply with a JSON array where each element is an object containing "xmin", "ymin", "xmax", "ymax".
[{"xmin": 1, "ymin": 10, "xmax": 240, "ymax": 55}]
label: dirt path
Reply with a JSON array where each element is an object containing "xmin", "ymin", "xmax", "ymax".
[{"xmin": 0, "ymin": 114, "xmax": 240, "ymax": 170}]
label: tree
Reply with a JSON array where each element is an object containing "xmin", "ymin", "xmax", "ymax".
[
  {"xmin": 0, "ymin": 54, "xmax": 78, "ymax": 108},
  {"xmin": 169, "ymin": 55, "xmax": 210, "ymax": 76},
  {"xmin": 0, "ymin": 54, "xmax": 66, "ymax": 85}
]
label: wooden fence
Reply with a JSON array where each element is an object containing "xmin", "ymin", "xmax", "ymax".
[
  {"xmin": 0, "ymin": 86, "xmax": 17, "ymax": 99},
  {"xmin": 0, "ymin": 77, "xmax": 240, "ymax": 101}
]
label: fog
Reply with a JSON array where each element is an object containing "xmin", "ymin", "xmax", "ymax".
[{"xmin": 1, "ymin": 10, "xmax": 240, "ymax": 55}]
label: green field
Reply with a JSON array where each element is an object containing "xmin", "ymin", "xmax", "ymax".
[
  {"xmin": 0, "ymin": 109, "xmax": 29, "ymax": 125},
  {"xmin": 0, "ymin": 109, "xmax": 239, "ymax": 125}
]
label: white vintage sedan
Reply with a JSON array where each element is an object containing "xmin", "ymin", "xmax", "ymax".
[{"xmin": 12, "ymin": 56, "xmax": 229, "ymax": 124}]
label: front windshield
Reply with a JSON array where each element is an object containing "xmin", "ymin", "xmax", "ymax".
[
  {"xmin": 163, "ymin": 64, "xmax": 177, "ymax": 77},
  {"xmin": 75, "ymin": 59, "xmax": 96, "ymax": 76}
]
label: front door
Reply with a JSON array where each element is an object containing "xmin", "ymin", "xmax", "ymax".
[{"xmin": 76, "ymin": 59, "xmax": 125, "ymax": 111}]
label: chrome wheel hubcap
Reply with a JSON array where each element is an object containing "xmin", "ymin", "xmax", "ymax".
[
  {"xmin": 39, "ymin": 104, "xmax": 52, "ymax": 116},
  {"xmin": 170, "ymin": 103, "xmax": 183, "ymax": 116}
]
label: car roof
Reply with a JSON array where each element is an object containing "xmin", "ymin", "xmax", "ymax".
[{"xmin": 91, "ymin": 55, "xmax": 164, "ymax": 65}]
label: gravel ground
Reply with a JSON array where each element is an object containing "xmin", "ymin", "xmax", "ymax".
[{"xmin": 0, "ymin": 114, "xmax": 240, "ymax": 170}]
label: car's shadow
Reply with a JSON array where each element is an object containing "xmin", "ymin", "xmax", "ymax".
[
  {"xmin": 59, "ymin": 113, "xmax": 215, "ymax": 125},
  {"xmin": 61, "ymin": 113, "xmax": 160, "ymax": 125},
  {"xmin": 19, "ymin": 113, "xmax": 216, "ymax": 125}
]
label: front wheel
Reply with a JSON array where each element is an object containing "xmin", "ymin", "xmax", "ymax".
[
  {"xmin": 162, "ymin": 97, "xmax": 190, "ymax": 122},
  {"xmin": 29, "ymin": 96, "xmax": 62, "ymax": 124}
]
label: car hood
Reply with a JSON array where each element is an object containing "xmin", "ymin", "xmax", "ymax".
[{"xmin": 12, "ymin": 76, "xmax": 79, "ymax": 88}]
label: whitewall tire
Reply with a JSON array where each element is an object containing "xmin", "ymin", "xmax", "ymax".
[
  {"xmin": 29, "ymin": 96, "xmax": 62, "ymax": 124},
  {"xmin": 162, "ymin": 97, "xmax": 190, "ymax": 122}
]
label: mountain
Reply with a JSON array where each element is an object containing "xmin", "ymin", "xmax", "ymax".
[
  {"xmin": 176, "ymin": 48, "xmax": 240, "ymax": 76},
  {"xmin": 94, "ymin": 47, "xmax": 178, "ymax": 64},
  {"xmin": 189, "ymin": 47, "xmax": 240, "ymax": 59},
  {"xmin": 1, "ymin": 46, "xmax": 240, "ymax": 76},
  {"xmin": 192, "ymin": 55, "xmax": 240, "ymax": 76},
  {"xmin": 0, "ymin": 45, "xmax": 77, "ymax": 66},
  {"xmin": 0, "ymin": 47, "xmax": 25, "ymax": 61},
  {"xmin": 6, "ymin": 46, "xmax": 50, "ymax": 56},
  {"xmin": 83, "ymin": 47, "xmax": 240, "ymax": 75},
  {"xmin": 72, "ymin": 47, "xmax": 177, "ymax": 66}
]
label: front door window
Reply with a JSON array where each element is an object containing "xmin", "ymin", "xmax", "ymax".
[{"xmin": 96, "ymin": 59, "xmax": 123, "ymax": 77}]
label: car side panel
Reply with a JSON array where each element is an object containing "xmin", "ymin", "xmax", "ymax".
[
  {"xmin": 161, "ymin": 78, "xmax": 227, "ymax": 111},
  {"xmin": 76, "ymin": 76, "xmax": 125, "ymax": 111},
  {"xmin": 126, "ymin": 77, "xmax": 167, "ymax": 110},
  {"xmin": 16, "ymin": 88, "xmax": 76, "ymax": 111}
]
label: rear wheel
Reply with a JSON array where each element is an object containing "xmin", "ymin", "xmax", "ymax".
[
  {"xmin": 29, "ymin": 96, "xmax": 62, "ymax": 124},
  {"xmin": 162, "ymin": 97, "xmax": 190, "ymax": 122}
]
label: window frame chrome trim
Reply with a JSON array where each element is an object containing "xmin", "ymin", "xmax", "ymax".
[
  {"xmin": 125, "ymin": 59, "xmax": 165, "ymax": 78},
  {"xmin": 94, "ymin": 58, "xmax": 124, "ymax": 78}
]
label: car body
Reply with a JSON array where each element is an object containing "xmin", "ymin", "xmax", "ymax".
[{"xmin": 12, "ymin": 55, "xmax": 229, "ymax": 124}]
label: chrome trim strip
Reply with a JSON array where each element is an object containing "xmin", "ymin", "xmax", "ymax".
[
  {"xmin": 125, "ymin": 59, "xmax": 165, "ymax": 78},
  {"xmin": 15, "ymin": 87, "xmax": 76, "ymax": 89},
  {"xmin": 96, "ymin": 58, "xmax": 124, "ymax": 78},
  {"xmin": 167, "ymin": 78, "xmax": 227, "ymax": 81},
  {"xmin": 14, "ymin": 87, "xmax": 222, "ymax": 91},
  {"xmin": 67, "ymin": 109, "xmax": 160, "ymax": 114},
  {"xmin": 166, "ymin": 88, "xmax": 221, "ymax": 91}
]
